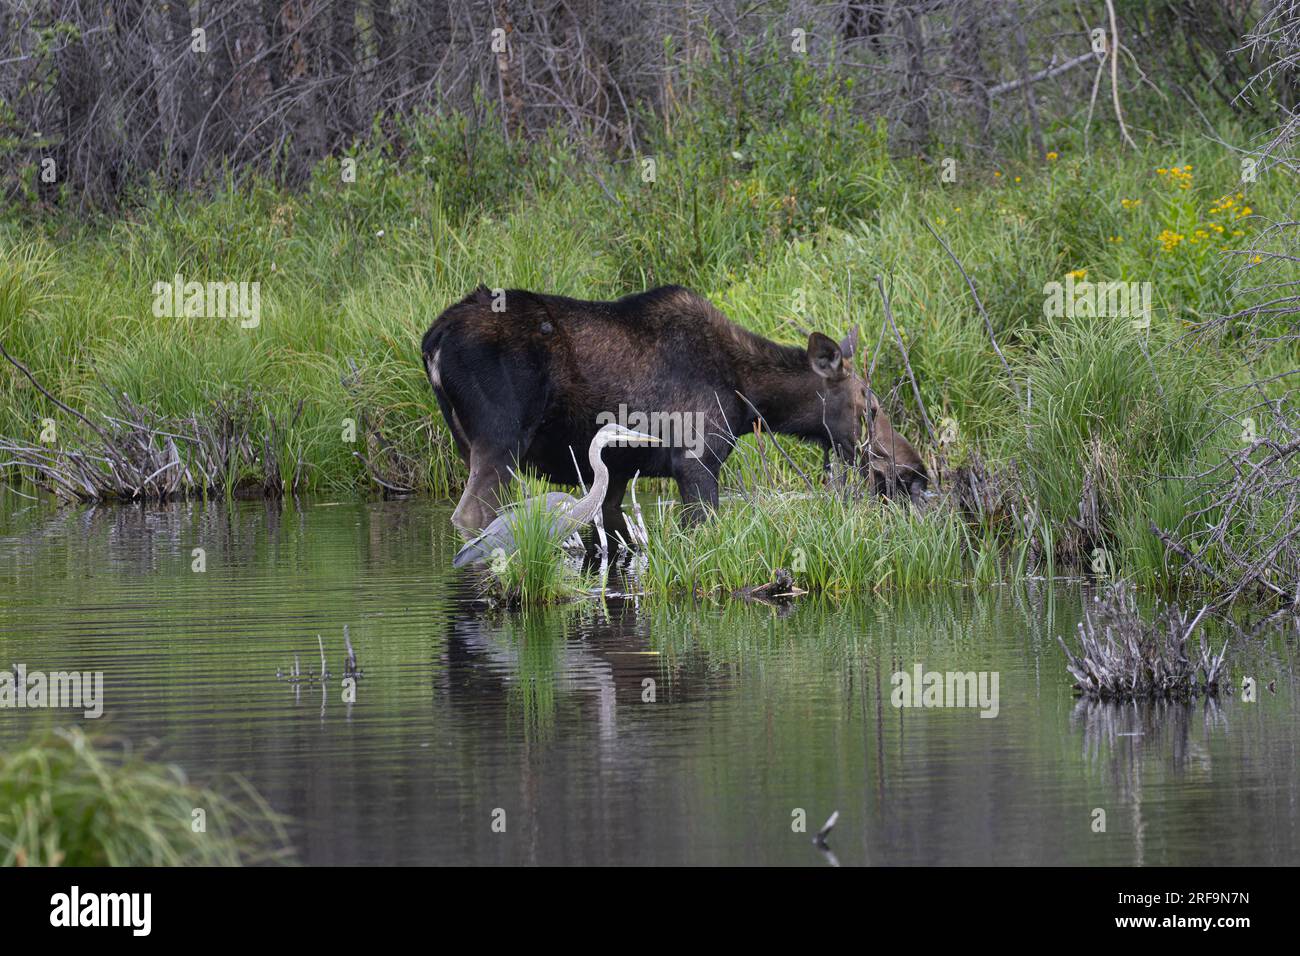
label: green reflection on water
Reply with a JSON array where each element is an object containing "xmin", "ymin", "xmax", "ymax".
[{"xmin": 0, "ymin": 496, "xmax": 1295, "ymax": 865}]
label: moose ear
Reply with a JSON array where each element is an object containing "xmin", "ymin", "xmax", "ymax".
[
  {"xmin": 807, "ymin": 332, "xmax": 845, "ymax": 379},
  {"xmin": 839, "ymin": 325, "xmax": 860, "ymax": 361}
]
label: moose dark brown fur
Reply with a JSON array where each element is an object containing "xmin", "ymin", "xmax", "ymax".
[{"xmin": 421, "ymin": 285, "xmax": 927, "ymax": 540}]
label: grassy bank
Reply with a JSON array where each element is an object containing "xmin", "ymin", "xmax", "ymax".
[{"xmin": 1, "ymin": 51, "xmax": 1294, "ymax": 599}]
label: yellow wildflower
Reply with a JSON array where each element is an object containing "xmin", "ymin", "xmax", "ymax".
[
  {"xmin": 1158, "ymin": 229, "xmax": 1184, "ymax": 251},
  {"xmin": 1157, "ymin": 165, "xmax": 1194, "ymax": 189}
]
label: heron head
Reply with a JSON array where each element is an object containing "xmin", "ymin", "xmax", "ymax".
[{"xmin": 595, "ymin": 422, "xmax": 662, "ymax": 448}]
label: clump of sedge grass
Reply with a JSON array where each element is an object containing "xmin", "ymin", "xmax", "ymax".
[
  {"xmin": 0, "ymin": 727, "xmax": 293, "ymax": 866},
  {"xmin": 1057, "ymin": 583, "xmax": 1229, "ymax": 700},
  {"xmin": 483, "ymin": 474, "xmax": 589, "ymax": 607},
  {"xmin": 1007, "ymin": 317, "xmax": 1219, "ymax": 553},
  {"xmin": 645, "ymin": 490, "xmax": 978, "ymax": 597}
]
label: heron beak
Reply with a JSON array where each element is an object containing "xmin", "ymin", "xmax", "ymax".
[{"xmin": 625, "ymin": 431, "xmax": 661, "ymax": 444}]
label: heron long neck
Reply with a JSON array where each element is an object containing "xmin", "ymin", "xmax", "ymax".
[{"xmin": 569, "ymin": 439, "xmax": 610, "ymax": 524}]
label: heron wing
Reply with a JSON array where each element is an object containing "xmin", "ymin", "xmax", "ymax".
[
  {"xmin": 451, "ymin": 513, "xmax": 513, "ymax": 567},
  {"xmin": 451, "ymin": 492, "xmax": 581, "ymax": 567}
]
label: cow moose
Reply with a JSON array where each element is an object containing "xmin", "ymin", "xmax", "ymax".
[{"xmin": 421, "ymin": 285, "xmax": 927, "ymax": 542}]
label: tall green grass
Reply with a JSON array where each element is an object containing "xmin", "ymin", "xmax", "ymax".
[
  {"xmin": 476, "ymin": 474, "xmax": 589, "ymax": 606},
  {"xmin": 1007, "ymin": 317, "xmax": 1222, "ymax": 533},
  {"xmin": 645, "ymin": 492, "xmax": 972, "ymax": 596}
]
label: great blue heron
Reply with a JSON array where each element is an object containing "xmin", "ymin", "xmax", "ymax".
[{"xmin": 452, "ymin": 423, "xmax": 661, "ymax": 568}]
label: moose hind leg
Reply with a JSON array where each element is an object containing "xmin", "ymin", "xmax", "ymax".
[{"xmin": 452, "ymin": 449, "xmax": 511, "ymax": 535}]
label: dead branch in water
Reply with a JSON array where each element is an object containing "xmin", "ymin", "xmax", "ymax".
[
  {"xmin": 0, "ymin": 346, "xmax": 303, "ymax": 502},
  {"xmin": 733, "ymin": 567, "xmax": 807, "ymax": 605},
  {"xmin": 278, "ymin": 627, "xmax": 362, "ymax": 684},
  {"xmin": 814, "ymin": 810, "xmax": 840, "ymax": 847},
  {"xmin": 1057, "ymin": 583, "xmax": 1228, "ymax": 700}
]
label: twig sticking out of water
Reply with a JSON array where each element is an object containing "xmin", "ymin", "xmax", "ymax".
[
  {"xmin": 343, "ymin": 625, "xmax": 359, "ymax": 678},
  {"xmin": 813, "ymin": 810, "xmax": 842, "ymax": 865},
  {"xmin": 627, "ymin": 471, "xmax": 650, "ymax": 549},
  {"xmin": 814, "ymin": 810, "xmax": 840, "ymax": 848},
  {"xmin": 278, "ymin": 628, "xmax": 361, "ymax": 684}
]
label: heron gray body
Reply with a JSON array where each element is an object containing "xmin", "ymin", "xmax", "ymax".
[{"xmin": 452, "ymin": 424, "xmax": 658, "ymax": 568}]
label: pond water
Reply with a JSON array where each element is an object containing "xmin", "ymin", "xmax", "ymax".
[{"xmin": 0, "ymin": 497, "xmax": 1296, "ymax": 866}]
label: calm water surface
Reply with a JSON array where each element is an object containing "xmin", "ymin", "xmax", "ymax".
[{"xmin": 1, "ymin": 497, "xmax": 1296, "ymax": 865}]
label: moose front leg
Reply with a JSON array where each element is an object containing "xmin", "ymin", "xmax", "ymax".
[
  {"xmin": 600, "ymin": 474, "xmax": 631, "ymax": 547},
  {"xmin": 673, "ymin": 454, "xmax": 719, "ymax": 526}
]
